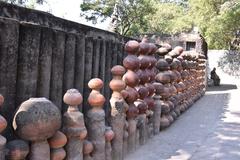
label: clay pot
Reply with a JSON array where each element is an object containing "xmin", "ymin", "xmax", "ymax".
[
  {"xmin": 6, "ymin": 139, "xmax": 29, "ymax": 160},
  {"xmin": 122, "ymin": 70, "xmax": 139, "ymax": 88},
  {"xmin": 137, "ymin": 70, "xmax": 149, "ymax": 85},
  {"xmin": 48, "ymin": 131, "xmax": 67, "ymax": 149},
  {"xmin": 155, "ymin": 59, "xmax": 169, "ymax": 71},
  {"xmin": 50, "ymin": 148, "xmax": 66, "ymax": 160},
  {"xmin": 144, "ymin": 97, "xmax": 155, "ymax": 111},
  {"xmin": 126, "ymin": 104, "xmax": 139, "ymax": 119},
  {"xmin": 83, "ymin": 140, "xmax": 93, "ymax": 155},
  {"xmin": 156, "ymin": 47, "xmax": 169, "ymax": 56},
  {"xmin": 122, "ymin": 87, "xmax": 139, "ymax": 104},
  {"xmin": 161, "ymin": 101, "xmax": 170, "ymax": 114},
  {"xmin": 125, "ymin": 40, "xmax": 139, "ymax": 54},
  {"xmin": 153, "ymin": 83, "xmax": 164, "ymax": 95},
  {"xmin": 109, "ymin": 65, "xmax": 126, "ymax": 92},
  {"xmin": 0, "ymin": 115, "xmax": 7, "ymax": 133},
  {"xmin": 13, "ymin": 98, "xmax": 61, "ymax": 142},
  {"xmin": 88, "ymin": 78, "xmax": 106, "ymax": 108},
  {"xmin": 165, "ymin": 55, "xmax": 173, "ymax": 64},
  {"xmin": 123, "ymin": 55, "xmax": 140, "ymax": 71},
  {"xmin": 137, "ymin": 86, "xmax": 149, "ymax": 100},
  {"xmin": 155, "ymin": 72, "xmax": 170, "ymax": 84},
  {"xmin": 173, "ymin": 46, "xmax": 184, "ymax": 54},
  {"xmin": 161, "ymin": 43, "xmax": 172, "ymax": 51},
  {"xmin": 148, "ymin": 43, "xmax": 158, "ymax": 55},
  {"xmin": 138, "ymin": 42, "xmax": 149, "ymax": 55},
  {"xmin": 160, "ymin": 115, "xmax": 170, "ymax": 130},
  {"xmin": 63, "ymin": 89, "xmax": 83, "ymax": 106},
  {"xmin": 105, "ymin": 129, "xmax": 115, "ymax": 142}
]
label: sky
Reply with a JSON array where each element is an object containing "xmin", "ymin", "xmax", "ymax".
[{"xmin": 33, "ymin": 0, "xmax": 109, "ymax": 30}]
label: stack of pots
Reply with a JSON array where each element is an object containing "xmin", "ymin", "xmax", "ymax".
[{"xmin": 155, "ymin": 45, "xmax": 175, "ymax": 130}]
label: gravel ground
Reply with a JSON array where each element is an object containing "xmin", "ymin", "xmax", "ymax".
[{"xmin": 125, "ymin": 56, "xmax": 240, "ymax": 160}]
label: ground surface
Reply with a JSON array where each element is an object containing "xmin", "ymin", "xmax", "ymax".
[{"xmin": 126, "ymin": 51, "xmax": 240, "ymax": 160}]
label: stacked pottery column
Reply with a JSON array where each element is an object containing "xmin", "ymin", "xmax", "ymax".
[
  {"xmin": 0, "ymin": 95, "xmax": 7, "ymax": 160},
  {"xmin": 86, "ymin": 78, "xmax": 107, "ymax": 160},
  {"xmin": 122, "ymin": 40, "xmax": 139, "ymax": 153},
  {"xmin": 109, "ymin": 65, "xmax": 128, "ymax": 160},
  {"xmin": 144, "ymin": 43, "xmax": 158, "ymax": 137},
  {"xmin": 62, "ymin": 89, "xmax": 87, "ymax": 160},
  {"xmin": 155, "ymin": 50, "xmax": 173, "ymax": 130},
  {"xmin": 135, "ymin": 41, "xmax": 150, "ymax": 145}
]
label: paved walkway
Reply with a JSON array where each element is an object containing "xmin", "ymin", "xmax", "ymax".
[{"xmin": 126, "ymin": 71, "xmax": 240, "ymax": 160}]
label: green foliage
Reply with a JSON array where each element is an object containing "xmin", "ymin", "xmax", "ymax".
[
  {"xmin": 80, "ymin": 0, "xmax": 155, "ymax": 35},
  {"xmin": 146, "ymin": 2, "xmax": 192, "ymax": 34},
  {"xmin": 189, "ymin": 0, "xmax": 240, "ymax": 49}
]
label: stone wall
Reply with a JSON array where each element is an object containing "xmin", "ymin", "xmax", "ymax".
[{"xmin": 0, "ymin": 2, "xmax": 130, "ymax": 139}]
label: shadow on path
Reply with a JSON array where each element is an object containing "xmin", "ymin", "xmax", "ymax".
[{"xmin": 207, "ymin": 84, "xmax": 237, "ymax": 92}]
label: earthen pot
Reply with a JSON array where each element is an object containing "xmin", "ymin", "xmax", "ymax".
[
  {"xmin": 123, "ymin": 55, "xmax": 140, "ymax": 71},
  {"xmin": 122, "ymin": 70, "xmax": 139, "ymax": 88},
  {"xmin": 153, "ymin": 83, "xmax": 164, "ymax": 95},
  {"xmin": 144, "ymin": 97, "xmax": 155, "ymax": 111},
  {"xmin": 137, "ymin": 86, "xmax": 149, "ymax": 100},
  {"xmin": 126, "ymin": 104, "xmax": 139, "ymax": 119},
  {"xmin": 138, "ymin": 42, "xmax": 149, "ymax": 55},
  {"xmin": 6, "ymin": 139, "xmax": 29, "ymax": 160},
  {"xmin": 146, "ymin": 83, "xmax": 155, "ymax": 96},
  {"xmin": 165, "ymin": 55, "xmax": 173, "ymax": 64},
  {"xmin": 83, "ymin": 140, "xmax": 93, "ymax": 155},
  {"xmin": 155, "ymin": 59, "xmax": 169, "ymax": 71},
  {"xmin": 134, "ymin": 100, "xmax": 148, "ymax": 114},
  {"xmin": 137, "ymin": 70, "xmax": 149, "ymax": 85},
  {"xmin": 161, "ymin": 101, "xmax": 170, "ymax": 114},
  {"xmin": 156, "ymin": 47, "xmax": 169, "ymax": 56},
  {"xmin": 122, "ymin": 87, "xmax": 139, "ymax": 104},
  {"xmin": 105, "ymin": 128, "xmax": 115, "ymax": 142},
  {"xmin": 88, "ymin": 78, "xmax": 106, "ymax": 108},
  {"xmin": 160, "ymin": 115, "xmax": 170, "ymax": 129},
  {"xmin": 50, "ymin": 148, "xmax": 66, "ymax": 160},
  {"xmin": 125, "ymin": 40, "xmax": 139, "ymax": 54},
  {"xmin": 148, "ymin": 43, "xmax": 158, "ymax": 55},
  {"xmin": 13, "ymin": 98, "xmax": 61, "ymax": 141},
  {"xmin": 63, "ymin": 89, "xmax": 83, "ymax": 106},
  {"xmin": 173, "ymin": 46, "xmax": 184, "ymax": 54},
  {"xmin": 155, "ymin": 72, "xmax": 171, "ymax": 84},
  {"xmin": 48, "ymin": 131, "xmax": 67, "ymax": 149},
  {"xmin": 161, "ymin": 43, "xmax": 172, "ymax": 51}
]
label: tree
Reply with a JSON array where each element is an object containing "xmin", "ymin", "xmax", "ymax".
[
  {"xmin": 188, "ymin": 0, "xmax": 240, "ymax": 49},
  {"xmin": 80, "ymin": 0, "xmax": 155, "ymax": 35},
  {"xmin": 146, "ymin": 2, "xmax": 192, "ymax": 35}
]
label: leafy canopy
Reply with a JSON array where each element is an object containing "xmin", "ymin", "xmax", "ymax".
[{"xmin": 80, "ymin": 0, "xmax": 155, "ymax": 35}]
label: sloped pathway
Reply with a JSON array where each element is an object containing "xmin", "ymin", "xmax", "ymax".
[{"xmin": 125, "ymin": 72, "xmax": 240, "ymax": 160}]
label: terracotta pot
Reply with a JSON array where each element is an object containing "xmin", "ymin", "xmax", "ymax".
[
  {"xmin": 83, "ymin": 140, "xmax": 93, "ymax": 155},
  {"xmin": 63, "ymin": 89, "xmax": 83, "ymax": 106},
  {"xmin": 125, "ymin": 40, "xmax": 139, "ymax": 54},
  {"xmin": 88, "ymin": 78, "xmax": 106, "ymax": 108},
  {"xmin": 6, "ymin": 139, "xmax": 29, "ymax": 160},
  {"xmin": 122, "ymin": 70, "xmax": 139, "ymax": 88},
  {"xmin": 48, "ymin": 131, "xmax": 67, "ymax": 149},
  {"xmin": 13, "ymin": 98, "xmax": 61, "ymax": 142},
  {"xmin": 155, "ymin": 59, "xmax": 169, "ymax": 71},
  {"xmin": 123, "ymin": 55, "xmax": 140, "ymax": 71},
  {"xmin": 155, "ymin": 72, "xmax": 171, "ymax": 84},
  {"xmin": 50, "ymin": 148, "xmax": 66, "ymax": 160}
]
